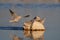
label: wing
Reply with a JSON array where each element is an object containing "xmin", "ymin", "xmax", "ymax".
[
  {"xmin": 9, "ymin": 9, "xmax": 17, "ymax": 17},
  {"xmin": 41, "ymin": 18, "xmax": 46, "ymax": 24},
  {"xmin": 24, "ymin": 15, "xmax": 30, "ymax": 17}
]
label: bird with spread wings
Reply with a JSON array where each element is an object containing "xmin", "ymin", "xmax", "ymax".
[{"xmin": 9, "ymin": 9, "xmax": 30, "ymax": 23}]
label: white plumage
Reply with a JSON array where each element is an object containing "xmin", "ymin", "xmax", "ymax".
[
  {"xmin": 9, "ymin": 9, "xmax": 30, "ymax": 23},
  {"xmin": 23, "ymin": 16, "xmax": 46, "ymax": 30}
]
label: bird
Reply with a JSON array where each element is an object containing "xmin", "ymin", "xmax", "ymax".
[
  {"xmin": 23, "ymin": 16, "xmax": 46, "ymax": 30},
  {"xmin": 34, "ymin": 16, "xmax": 46, "ymax": 24},
  {"xmin": 33, "ymin": 16, "xmax": 41, "ymax": 21},
  {"xmin": 9, "ymin": 9, "xmax": 30, "ymax": 23}
]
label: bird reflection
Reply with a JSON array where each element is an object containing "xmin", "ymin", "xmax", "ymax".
[
  {"xmin": 13, "ymin": 35, "xmax": 23, "ymax": 40},
  {"xmin": 9, "ymin": 33, "xmax": 23, "ymax": 40},
  {"xmin": 9, "ymin": 30, "xmax": 45, "ymax": 40},
  {"xmin": 24, "ymin": 30, "xmax": 45, "ymax": 40}
]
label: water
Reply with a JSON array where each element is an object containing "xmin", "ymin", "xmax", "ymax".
[
  {"xmin": 0, "ymin": 27, "xmax": 60, "ymax": 40},
  {"xmin": 0, "ymin": 30, "xmax": 45, "ymax": 40},
  {"xmin": 0, "ymin": 3, "xmax": 60, "ymax": 40}
]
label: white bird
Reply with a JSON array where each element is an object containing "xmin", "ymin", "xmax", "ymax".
[
  {"xmin": 9, "ymin": 9, "xmax": 30, "ymax": 23},
  {"xmin": 23, "ymin": 16, "xmax": 46, "ymax": 30},
  {"xmin": 33, "ymin": 16, "xmax": 46, "ymax": 24}
]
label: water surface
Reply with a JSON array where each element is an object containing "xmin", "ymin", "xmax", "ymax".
[{"xmin": 0, "ymin": 3, "xmax": 60, "ymax": 40}]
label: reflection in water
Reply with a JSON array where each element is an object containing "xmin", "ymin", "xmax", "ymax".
[
  {"xmin": 9, "ymin": 30, "xmax": 45, "ymax": 40},
  {"xmin": 10, "ymin": 34, "xmax": 23, "ymax": 40},
  {"xmin": 9, "ymin": 32, "xmax": 23, "ymax": 40},
  {"xmin": 13, "ymin": 35, "xmax": 20, "ymax": 40},
  {"xmin": 24, "ymin": 30, "xmax": 45, "ymax": 40}
]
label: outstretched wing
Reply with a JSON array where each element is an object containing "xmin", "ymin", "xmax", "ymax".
[
  {"xmin": 24, "ymin": 15, "xmax": 30, "ymax": 17},
  {"xmin": 9, "ymin": 9, "xmax": 17, "ymax": 17},
  {"xmin": 41, "ymin": 18, "xmax": 46, "ymax": 24}
]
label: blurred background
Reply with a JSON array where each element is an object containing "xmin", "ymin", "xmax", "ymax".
[
  {"xmin": 0, "ymin": 0, "xmax": 60, "ymax": 40},
  {"xmin": 0, "ymin": 0, "xmax": 60, "ymax": 3}
]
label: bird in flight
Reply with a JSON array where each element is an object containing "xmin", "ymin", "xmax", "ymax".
[{"xmin": 9, "ymin": 9, "xmax": 30, "ymax": 23}]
